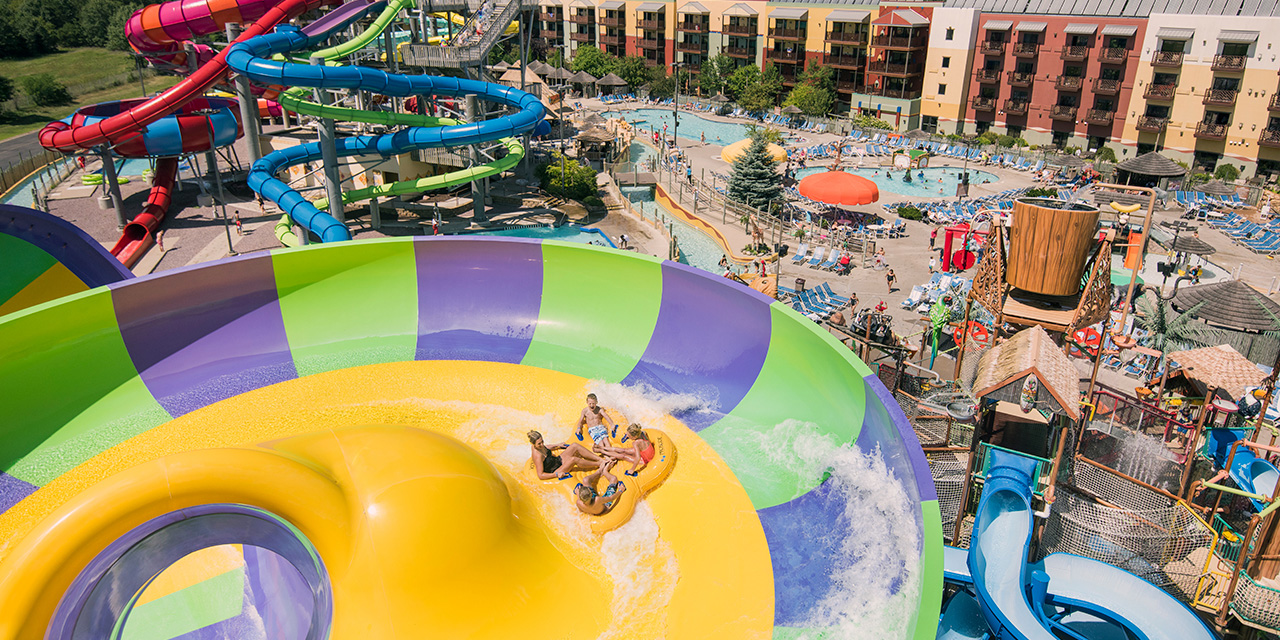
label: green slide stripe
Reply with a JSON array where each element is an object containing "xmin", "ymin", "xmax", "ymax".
[
  {"xmin": 121, "ymin": 567, "xmax": 247, "ymax": 640},
  {"xmin": 522, "ymin": 243, "xmax": 663, "ymax": 382},
  {"xmin": 700, "ymin": 303, "xmax": 870, "ymax": 509},
  {"xmin": 0, "ymin": 235, "xmax": 56, "ymax": 306},
  {"xmin": 273, "ymin": 240, "xmax": 418, "ymax": 377},
  {"xmin": 0, "ymin": 289, "xmax": 168, "ymax": 485},
  {"xmin": 915, "ymin": 500, "xmax": 943, "ymax": 640}
]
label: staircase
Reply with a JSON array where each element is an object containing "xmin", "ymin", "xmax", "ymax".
[{"xmin": 402, "ymin": 0, "xmax": 525, "ymax": 69}]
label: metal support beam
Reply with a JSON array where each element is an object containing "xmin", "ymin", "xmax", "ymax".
[
  {"xmin": 227, "ymin": 24, "xmax": 263, "ymax": 165},
  {"xmin": 465, "ymin": 94, "xmax": 486, "ymax": 224},
  {"xmin": 99, "ymin": 146, "xmax": 125, "ymax": 228},
  {"xmin": 312, "ymin": 55, "xmax": 345, "ymax": 224}
]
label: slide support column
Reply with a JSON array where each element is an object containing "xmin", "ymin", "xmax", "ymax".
[
  {"xmin": 99, "ymin": 146, "xmax": 125, "ymax": 228},
  {"xmin": 312, "ymin": 55, "xmax": 345, "ymax": 224},
  {"xmin": 466, "ymin": 94, "xmax": 487, "ymax": 225},
  {"xmin": 227, "ymin": 24, "xmax": 263, "ymax": 166}
]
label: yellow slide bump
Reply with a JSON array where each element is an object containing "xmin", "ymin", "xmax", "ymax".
[{"xmin": 0, "ymin": 362, "xmax": 772, "ymax": 639}]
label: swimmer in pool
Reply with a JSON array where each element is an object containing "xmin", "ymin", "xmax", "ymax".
[
  {"xmin": 574, "ymin": 393, "xmax": 619, "ymax": 453},
  {"xmin": 576, "ymin": 459, "xmax": 627, "ymax": 515},
  {"xmin": 601, "ymin": 424, "xmax": 656, "ymax": 476},
  {"xmin": 528, "ymin": 430, "xmax": 602, "ymax": 480}
]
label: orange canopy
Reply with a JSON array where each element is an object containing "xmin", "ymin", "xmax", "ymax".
[{"xmin": 797, "ymin": 170, "xmax": 879, "ymax": 206}]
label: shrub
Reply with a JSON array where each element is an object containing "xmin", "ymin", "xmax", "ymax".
[
  {"xmin": 1094, "ymin": 146, "xmax": 1117, "ymax": 163},
  {"xmin": 538, "ymin": 151, "xmax": 598, "ymax": 201},
  {"xmin": 853, "ymin": 114, "xmax": 893, "ymax": 130},
  {"xmin": 583, "ymin": 195, "xmax": 604, "ymax": 208},
  {"xmin": 897, "ymin": 206, "xmax": 924, "ymax": 221},
  {"xmin": 1025, "ymin": 187, "xmax": 1057, "ymax": 198},
  {"xmin": 19, "ymin": 74, "xmax": 70, "ymax": 107},
  {"xmin": 975, "ymin": 131, "xmax": 999, "ymax": 146},
  {"xmin": 1214, "ymin": 163, "xmax": 1240, "ymax": 182}
]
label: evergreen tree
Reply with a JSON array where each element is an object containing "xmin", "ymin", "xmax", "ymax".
[{"xmin": 728, "ymin": 136, "xmax": 782, "ymax": 209}]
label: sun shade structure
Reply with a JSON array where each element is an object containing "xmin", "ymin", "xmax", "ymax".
[
  {"xmin": 596, "ymin": 73, "xmax": 628, "ymax": 86},
  {"xmin": 781, "ymin": 105, "xmax": 803, "ymax": 115},
  {"xmin": 1167, "ymin": 343, "xmax": 1266, "ymax": 399},
  {"xmin": 568, "ymin": 70, "xmax": 598, "ymax": 84},
  {"xmin": 722, "ymin": 138, "xmax": 787, "ymax": 163},
  {"xmin": 1172, "ymin": 280, "xmax": 1280, "ymax": 332},
  {"xmin": 797, "ymin": 170, "xmax": 880, "ymax": 206},
  {"xmin": 1195, "ymin": 179, "xmax": 1237, "ymax": 196},
  {"xmin": 1114, "ymin": 152, "xmax": 1187, "ymax": 178},
  {"xmin": 969, "ymin": 326, "xmax": 1081, "ymax": 420},
  {"xmin": 1169, "ymin": 235, "xmax": 1216, "ymax": 256}
]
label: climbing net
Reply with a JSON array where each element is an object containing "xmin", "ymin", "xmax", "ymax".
[
  {"xmin": 1039, "ymin": 489, "xmax": 1214, "ymax": 603},
  {"xmin": 926, "ymin": 450, "xmax": 967, "ymax": 542},
  {"xmin": 1074, "ymin": 455, "xmax": 1175, "ymax": 512}
]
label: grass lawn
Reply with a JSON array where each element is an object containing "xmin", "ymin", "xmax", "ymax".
[
  {"xmin": 0, "ymin": 75, "xmax": 183, "ymax": 141},
  {"xmin": 0, "ymin": 48, "xmax": 142, "ymax": 89}
]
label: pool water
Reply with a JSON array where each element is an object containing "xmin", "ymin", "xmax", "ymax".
[
  {"xmin": 795, "ymin": 166, "xmax": 999, "ymax": 199},
  {"xmin": 605, "ymin": 109, "xmax": 752, "ymax": 147},
  {"xmin": 621, "ymin": 186, "xmax": 725, "ymax": 273},
  {"xmin": 629, "ymin": 141, "xmax": 657, "ymax": 167},
  {"xmin": 471, "ymin": 225, "xmax": 615, "ymax": 247}
]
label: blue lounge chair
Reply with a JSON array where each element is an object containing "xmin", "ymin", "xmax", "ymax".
[
  {"xmin": 790, "ymin": 243, "xmax": 810, "ymax": 264},
  {"xmin": 807, "ymin": 246, "xmax": 826, "ymax": 268}
]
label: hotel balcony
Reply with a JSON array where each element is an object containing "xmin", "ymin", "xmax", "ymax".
[
  {"xmin": 1195, "ymin": 121, "xmax": 1229, "ymax": 140},
  {"xmin": 834, "ymin": 80, "xmax": 862, "ymax": 93},
  {"xmin": 768, "ymin": 27, "xmax": 807, "ymax": 41},
  {"xmin": 868, "ymin": 60, "xmax": 923, "ymax": 76},
  {"xmin": 869, "ymin": 84, "xmax": 921, "ymax": 99},
  {"xmin": 1097, "ymin": 47, "xmax": 1127, "ymax": 63},
  {"xmin": 766, "ymin": 48, "xmax": 805, "ymax": 63},
  {"xmin": 975, "ymin": 68, "xmax": 1001, "ymax": 83},
  {"xmin": 1007, "ymin": 71, "xmax": 1034, "ymax": 87},
  {"xmin": 1093, "ymin": 78, "xmax": 1121, "ymax": 95},
  {"xmin": 1012, "ymin": 42, "xmax": 1040, "ymax": 58},
  {"xmin": 1151, "ymin": 51, "xmax": 1184, "ymax": 68},
  {"xmin": 534, "ymin": 36, "xmax": 562, "ymax": 47},
  {"xmin": 978, "ymin": 40, "xmax": 1005, "ymax": 56},
  {"xmin": 826, "ymin": 31, "xmax": 867, "ymax": 46},
  {"xmin": 972, "ymin": 96, "xmax": 996, "ymax": 111},
  {"xmin": 571, "ymin": 32, "xmax": 593, "ymax": 42},
  {"xmin": 1003, "ymin": 99, "xmax": 1029, "ymax": 115},
  {"xmin": 1144, "ymin": 83, "xmax": 1175, "ymax": 100},
  {"xmin": 1060, "ymin": 45, "xmax": 1089, "ymax": 61},
  {"xmin": 599, "ymin": 16, "xmax": 624, "ymax": 27},
  {"xmin": 1085, "ymin": 109, "xmax": 1114, "ymax": 126},
  {"xmin": 1269, "ymin": 93, "xmax": 1280, "ymax": 112},
  {"xmin": 872, "ymin": 34, "xmax": 928, "ymax": 49},
  {"xmin": 723, "ymin": 23, "xmax": 754, "ymax": 36},
  {"xmin": 538, "ymin": 11, "xmax": 559, "ymax": 22},
  {"xmin": 826, "ymin": 54, "xmax": 862, "ymax": 69},
  {"xmin": 569, "ymin": 14, "xmax": 593, "ymax": 24},
  {"xmin": 676, "ymin": 41, "xmax": 706, "ymax": 54},
  {"xmin": 1050, "ymin": 105, "xmax": 1078, "ymax": 121},
  {"xmin": 724, "ymin": 46, "xmax": 755, "ymax": 58},
  {"xmin": 1055, "ymin": 75, "xmax": 1083, "ymax": 91},
  {"xmin": 1259, "ymin": 128, "xmax": 1280, "ymax": 148},
  {"xmin": 598, "ymin": 33, "xmax": 624, "ymax": 46},
  {"xmin": 1212, "ymin": 55, "xmax": 1247, "ymax": 72},
  {"xmin": 637, "ymin": 19, "xmax": 665, "ymax": 29},
  {"xmin": 1136, "ymin": 116, "xmax": 1168, "ymax": 132},
  {"xmin": 1202, "ymin": 88, "xmax": 1238, "ymax": 106},
  {"xmin": 638, "ymin": 36, "xmax": 664, "ymax": 49},
  {"xmin": 675, "ymin": 21, "xmax": 708, "ymax": 33}
]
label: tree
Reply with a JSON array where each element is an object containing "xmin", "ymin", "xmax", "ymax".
[
  {"xmin": 799, "ymin": 60, "xmax": 833, "ymax": 94},
  {"xmin": 19, "ymin": 74, "xmax": 71, "ymax": 106},
  {"xmin": 1094, "ymin": 145, "xmax": 1117, "ymax": 163},
  {"xmin": 538, "ymin": 151, "xmax": 599, "ymax": 201},
  {"xmin": 1133, "ymin": 292, "xmax": 1225, "ymax": 388},
  {"xmin": 106, "ymin": 3, "xmax": 142, "ymax": 51},
  {"xmin": 782, "ymin": 84, "xmax": 832, "ymax": 116},
  {"xmin": 648, "ymin": 67, "xmax": 675, "ymax": 99},
  {"xmin": 1215, "ymin": 163, "xmax": 1241, "ymax": 182},
  {"xmin": 545, "ymin": 48, "xmax": 565, "ymax": 69},
  {"xmin": 760, "ymin": 63, "xmax": 784, "ymax": 100},
  {"xmin": 0, "ymin": 75, "xmax": 13, "ymax": 103},
  {"xmin": 745, "ymin": 123, "xmax": 784, "ymax": 144},
  {"xmin": 728, "ymin": 136, "xmax": 783, "ymax": 209},
  {"xmin": 614, "ymin": 55, "xmax": 650, "ymax": 93},
  {"xmin": 698, "ymin": 53, "xmax": 733, "ymax": 97},
  {"xmin": 726, "ymin": 64, "xmax": 760, "ymax": 100},
  {"xmin": 571, "ymin": 44, "xmax": 615, "ymax": 78},
  {"xmin": 77, "ymin": 0, "xmax": 122, "ymax": 48}
]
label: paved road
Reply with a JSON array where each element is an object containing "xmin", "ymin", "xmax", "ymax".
[{"xmin": 0, "ymin": 130, "xmax": 54, "ymax": 168}]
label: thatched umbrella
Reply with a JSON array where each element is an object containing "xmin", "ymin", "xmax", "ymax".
[
  {"xmin": 1115, "ymin": 152, "xmax": 1186, "ymax": 187},
  {"xmin": 1166, "ymin": 343, "xmax": 1266, "ymax": 400},
  {"xmin": 1172, "ymin": 280, "xmax": 1280, "ymax": 333},
  {"xmin": 568, "ymin": 70, "xmax": 598, "ymax": 84},
  {"xmin": 491, "ymin": 60, "xmax": 511, "ymax": 72},
  {"xmin": 575, "ymin": 127, "xmax": 614, "ymax": 144},
  {"xmin": 710, "ymin": 92, "xmax": 730, "ymax": 103},
  {"xmin": 781, "ymin": 105, "xmax": 803, "ymax": 115},
  {"xmin": 1196, "ymin": 179, "xmax": 1237, "ymax": 196},
  {"xmin": 1046, "ymin": 154, "xmax": 1087, "ymax": 168},
  {"xmin": 1169, "ymin": 235, "xmax": 1216, "ymax": 256},
  {"xmin": 547, "ymin": 67, "xmax": 573, "ymax": 82},
  {"xmin": 582, "ymin": 113, "xmax": 608, "ymax": 127},
  {"xmin": 597, "ymin": 73, "xmax": 628, "ymax": 88}
]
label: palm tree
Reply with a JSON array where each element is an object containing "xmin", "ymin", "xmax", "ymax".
[{"xmin": 1132, "ymin": 291, "xmax": 1226, "ymax": 392}]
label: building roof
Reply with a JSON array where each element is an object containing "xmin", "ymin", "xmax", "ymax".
[
  {"xmin": 1219, "ymin": 29, "xmax": 1259, "ymax": 42},
  {"xmin": 873, "ymin": 8, "xmax": 928, "ymax": 26},
  {"xmin": 1172, "ymin": 279, "xmax": 1280, "ymax": 332},
  {"xmin": 678, "ymin": 2, "xmax": 708, "ymax": 13},
  {"xmin": 1100, "ymin": 24, "xmax": 1138, "ymax": 36},
  {"xmin": 943, "ymin": 0, "xmax": 1280, "ymax": 17},
  {"xmin": 971, "ymin": 326, "xmax": 1081, "ymax": 421},
  {"xmin": 1157, "ymin": 27, "xmax": 1195, "ymax": 39},
  {"xmin": 599, "ymin": 0, "xmax": 624, "ymax": 8},
  {"xmin": 1015, "ymin": 21, "xmax": 1047, "ymax": 31},
  {"xmin": 723, "ymin": 2, "xmax": 758, "ymax": 16},
  {"xmin": 826, "ymin": 9, "xmax": 871, "ymax": 22},
  {"xmin": 1167, "ymin": 344, "xmax": 1266, "ymax": 399},
  {"xmin": 1114, "ymin": 152, "xmax": 1187, "ymax": 177},
  {"xmin": 984, "ymin": 20, "xmax": 1013, "ymax": 30},
  {"xmin": 771, "ymin": 7, "xmax": 809, "ymax": 19},
  {"xmin": 636, "ymin": 2, "xmax": 665, "ymax": 12},
  {"xmin": 1064, "ymin": 23, "xmax": 1098, "ymax": 34}
]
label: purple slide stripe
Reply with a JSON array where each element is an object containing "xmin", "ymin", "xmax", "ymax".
[
  {"xmin": 413, "ymin": 237, "xmax": 543, "ymax": 363},
  {"xmin": 856, "ymin": 374, "xmax": 937, "ymax": 502},
  {"xmin": 621, "ymin": 262, "xmax": 771, "ymax": 430},
  {"xmin": 112, "ymin": 255, "xmax": 296, "ymax": 416},
  {"xmin": 0, "ymin": 472, "xmax": 37, "ymax": 513}
]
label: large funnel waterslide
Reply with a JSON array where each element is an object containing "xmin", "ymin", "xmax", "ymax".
[
  {"xmin": 0, "ymin": 237, "xmax": 941, "ymax": 639},
  {"xmin": 959, "ymin": 448, "xmax": 1217, "ymax": 640}
]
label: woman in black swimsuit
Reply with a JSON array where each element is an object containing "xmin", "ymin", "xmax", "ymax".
[{"xmin": 528, "ymin": 430, "xmax": 603, "ymax": 480}]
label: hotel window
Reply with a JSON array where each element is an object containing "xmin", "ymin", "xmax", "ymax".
[
  {"xmin": 939, "ymin": 83, "xmax": 946, "ymax": 95},
  {"xmin": 946, "ymin": 27, "xmax": 954, "ymax": 40},
  {"xmin": 942, "ymin": 56, "xmax": 950, "ymax": 68}
]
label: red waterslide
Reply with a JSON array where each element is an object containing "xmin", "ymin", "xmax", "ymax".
[
  {"xmin": 38, "ymin": 0, "xmax": 334, "ymax": 154},
  {"xmin": 110, "ymin": 157, "xmax": 178, "ymax": 268}
]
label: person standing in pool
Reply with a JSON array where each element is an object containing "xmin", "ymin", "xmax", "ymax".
[
  {"xmin": 575, "ymin": 459, "xmax": 627, "ymax": 515},
  {"xmin": 528, "ymin": 430, "xmax": 602, "ymax": 480},
  {"xmin": 574, "ymin": 393, "xmax": 619, "ymax": 453}
]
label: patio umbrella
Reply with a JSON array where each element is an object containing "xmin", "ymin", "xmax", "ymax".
[
  {"xmin": 798, "ymin": 170, "xmax": 879, "ymax": 206},
  {"xmin": 781, "ymin": 105, "xmax": 803, "ymax": 115},
  {"xmin": 597, "ymin": 73, "xmax": 628, "ymax": 87},
  {"xmin": 710, "ymin": 92, "xmax": 730, "ymax": 103},
  {"xmin": 1170, "ymin": 235, "xmax": 1216, "ymax": 256},
  {"xmin": 1196, "ymin": 179, "xmax": 1236, "ymax": 196},
  {"xmin": 1172, "ymin": 280, "xmax": 1280, "ymax": 332},
  {"xmin": 722, "ymin": 138, "xmax": 787, "ymax": 163}
]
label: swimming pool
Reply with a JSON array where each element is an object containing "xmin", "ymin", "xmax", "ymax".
[
  {"xmin": 470, "ymin": 224, "xmax": 615, "ymax": 247},
  {"xmin": 795, "ymin": 166, "xmax": 999, "ymax": 199},
  {"xmin": 605, "ymin": 109, "xmax": 753, "ymax": 147},
  {"xmin": 621, "ymin": 186, "xmax": 725, "ymax": 273}
]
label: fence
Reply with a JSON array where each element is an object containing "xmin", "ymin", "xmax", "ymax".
[{"xmin": 0, "ymin": 150, "xmax": 75, "ymax": 208}]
